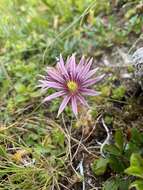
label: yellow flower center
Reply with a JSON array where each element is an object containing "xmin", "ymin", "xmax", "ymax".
[{"xmin": 67, "ymin": 81, "xmax": 78, "ymax": 92}]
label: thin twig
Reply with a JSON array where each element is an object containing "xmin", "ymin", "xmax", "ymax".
[
  {"xmin": 76, "ymin": 156, "xmax": 85, "ymax": 190},
  {"xmin": 99, "ymin": 118, "xmax": 111, "ymax": 157}
]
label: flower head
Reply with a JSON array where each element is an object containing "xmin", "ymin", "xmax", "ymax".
[{"xmin": 39, "ymin": 54, "xmax": 105, "ymax": 117}]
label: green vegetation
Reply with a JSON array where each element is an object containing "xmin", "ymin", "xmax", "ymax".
[
  {"xmin": 92, "ymin": 128, "xmax": 143, "ymax": 190},
  {"xmin": 0, "ymin": 0, "xmax": 143, "ymax": 189}
]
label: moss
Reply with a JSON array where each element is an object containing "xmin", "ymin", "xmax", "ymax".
[{"xmin": 112, "ymin": 86, "xmax": 126, "ymax": 100}]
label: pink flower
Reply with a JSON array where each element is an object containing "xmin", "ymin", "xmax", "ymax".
[{"xmin": 39, "ymin": 54, "xmax": 105, "ymax": 117}]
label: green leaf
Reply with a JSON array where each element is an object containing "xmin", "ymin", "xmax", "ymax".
[
  {"xmin": 92, "ymin": 157, "xmax": 109, "ymax": 176},
  {"xmin": 130, "ymin": 180, "xmax": 143, "ymax": 190},
  {"xmin": 115, "ymin": 129, "xmax": 124, "ymax": 152},
  {"xmin": 131, "ymin": 128, "xmax": 143, "ymax": 145},
  {"xmin": 125, "ymin": 153, "xmax": 143, "ymax": 179},
  {"xmin": 109, "ymin": 155, "xmax": 127, "ymax": 173},
  {"xmin": 104, "ymin": 144, "xmax": 121, "ymax": 156},
  {"xmin": 103, "ymin": 177, "xmax": 130, "ymax": 190},
  {"xmin": 103, "ymin": 179, "xmax": 119, "ymax": 190},
  {"xmin": 124, "ymin": 142, "xmax": 140, "ymax": 160}
]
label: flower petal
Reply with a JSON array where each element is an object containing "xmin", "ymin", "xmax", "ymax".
[
  {"xmin": 45, "ymin": 81, "xmax": 64, "ymax": 89},
  {"xmin": 57, "ymin": 54, "xmax": 69, "ymax": 77},
  {"xmin": 82, "ymin": 58, "xmax": 93, "ymax": 76},
  {"xmin": 71, "ymin": 96, "xmax": 78, "ymax": 117},
  {"xmin": 84, "ymin": 67, "xmax": 99, "ymax": 80},
  {"xmin": 77, "ymin": 58, "xmax": 93, "ymax": 79},
  {"xmin": 70, "ymin": 54, "xmax": 76, "ymax": 79},
  {"xmin": 81, "ymin": 89, "xmax": 101, "ymax": 96},
  {"xmin": 39, "ymin": 80, "xmax": 50, "ymax": 89},
  {"xmin": 65, "ymin": 56, "xmax": 70, "ymax": 69},
  {"xmin": 77, "ymin": 94, "xmax": 89, "ymax": 107},
  {"xmin": 43, "ymin": 91, "xmax": 65, "ymax": 102},
  {"xmin": 47, "ymin": 69, "xmax": 64, "ymax": 83},
  {"xmin": 57, "ymin": 95, "xmax": 71, "ymax": 116},
  {"xmin": 76, "ymin": 56, "xmax": 85, "ymax": 72},
  {"xmin": 82, "ymin": 74, "xmax": 105, "ymax": 87}
]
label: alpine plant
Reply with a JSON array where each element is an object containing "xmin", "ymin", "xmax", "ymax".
[{"xmin": 39, "ymin": 54, "xmax": 105, "ymax": 117}]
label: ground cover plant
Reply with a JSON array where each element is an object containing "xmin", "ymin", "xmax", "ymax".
[{"xmin": 0, "ymin": 0, "xmax": 143, "ymax": 189}]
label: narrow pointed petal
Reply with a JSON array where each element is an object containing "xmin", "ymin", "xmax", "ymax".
[
  {"xmin": 71, "ymin": 96, "xmax": 78, "ymax": 117},
  {"xmin": 77, "ymin": 58, "xmax": 93, "ymax": 79},
  {"xmin": 39, "ymin": 80, "xmax": 50, "ymax": 89},
  {"xmin": 82, "ymin": 74, "xmax": 105, "ymax": 87},
  {"xmin": 45, "ymin": 81, "xmax": 64, "ymax": 89},
  {"xmin": 69, "ymin": 54, "xmax": 76, "ymax": 79},
  {"xmin": 39, "ymin": 80, "xmax": 63, "ymax": 89},
  {"xmin": 76, "ymin": 56, "xmax": 85, "ymax": 71},
  {"xmin": 48, "ymin": 69, "xmax": 64, "ymax": 83},
  {"xmin": 82, "ymin": 58, "xmax": 93, "ymax": 76},
  {"xmin": 77, "ymin": 94, "xmax": 89, "ymax": 107},
  {"xmin": 43, "ymin": 91, "xmax": 65, "ymax": 102},
  {"xmin": 37, "ymin": 83, "xmax": 50, "ymax": 90},
  {"xmin": 81, "ymin": 89, "xmax": 101, "ymax": 96},
  {"xmin": 65, "ymin": 56, "xmax": 70, "ymax": 69},
  {"xmin": 84, "ymin": 67, "xmax": 99, "ymax": 80},
  {"xmin": 57, "ymin": 95, "xmax": 71, "ymax": 116},
  {"xmin": 57, "ymin": 54, "xmax": 69, "ymax": 77}
]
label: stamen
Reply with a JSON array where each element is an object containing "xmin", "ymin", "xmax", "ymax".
[{"xmin": 67, "ymin": 81, "xmax": 78, "ymax": 92}]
